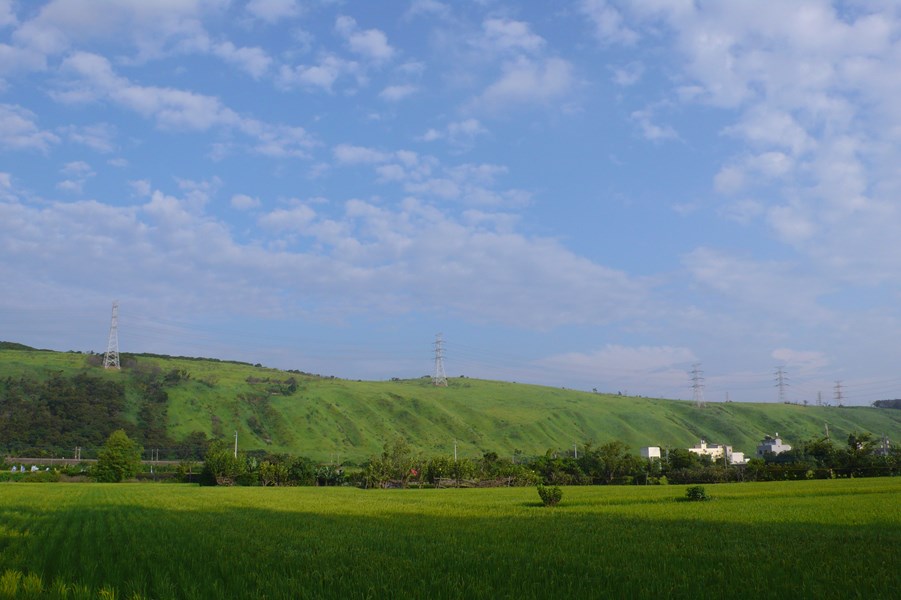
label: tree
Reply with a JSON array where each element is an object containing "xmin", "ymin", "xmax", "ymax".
[
  {"xmin": 362, "ymin": 437, "xmax": 417, "ymax": 488},
  {"xmin": 201, "ymin": 440, "xmax": 246, "ymax": 486},
  {"xmin": 94, "ymin": 429, "xmax": 143, "ymax": 482}
]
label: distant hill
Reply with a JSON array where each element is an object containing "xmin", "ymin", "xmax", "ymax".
[
  {"xmin": 0, "ymin": 341, "xmax": 40, "ymax": 351},
  {"xmin": 2, "ymin": 344, "xmax": 901, "ymax": 462}
]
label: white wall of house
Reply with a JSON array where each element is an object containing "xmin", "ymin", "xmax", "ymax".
[{"xmin": 640, "ymin": 446, "xmax": 661, "ymax": 459}]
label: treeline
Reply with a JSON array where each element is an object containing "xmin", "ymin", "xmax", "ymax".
[
  {"xmin": 199, "ymin": 434, "xmax": 900, "ymax": 488},
  {"xmin": 0, "ymin": 369, "xmax": 210, "ymax": 460},
  {"xmin": 872, "ymin": 399, "xmax": 901, "ymax": 409}
]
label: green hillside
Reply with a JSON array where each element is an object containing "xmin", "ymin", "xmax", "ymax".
[{"xmin": 2, "ymin": 345, "xmax": 901, "ymax": 462}]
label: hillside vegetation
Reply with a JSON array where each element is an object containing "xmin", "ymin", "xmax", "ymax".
[{"xmin": 2, "ymin": 345, "xmax": 900, "ymax": 462}]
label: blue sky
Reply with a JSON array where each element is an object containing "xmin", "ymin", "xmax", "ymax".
[{"xmin": 3, "ymin": 0, "xmax": 901, "ymax": 405}]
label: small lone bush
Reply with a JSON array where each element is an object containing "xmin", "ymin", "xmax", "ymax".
[
  {"xmin": 537, "ymin": 484, "xmax": 563, "ymax": 507},
  {"xmin": 685, "ymin": 485, "xmax": 709, "ymax": 501}
]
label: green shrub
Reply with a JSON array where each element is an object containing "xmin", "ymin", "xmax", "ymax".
[
  {"xmin": 685, "ymin": 485, "xmax": 709, "ymax": 501},
  {"xmin": 23, "ymin": 470, "xmax": 60, "ymax": 483},
  {"xmin": 537, "ymin": 484, "xmax": 563, "ymax": 506}
]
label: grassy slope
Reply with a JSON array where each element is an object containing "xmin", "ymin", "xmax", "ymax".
[{"xmin": 2, "ymin": 347, "xmax": 901, "ymax": 462}]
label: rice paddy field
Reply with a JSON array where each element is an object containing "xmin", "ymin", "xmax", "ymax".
[{"xmin": 0, "ymin": 479, "xmax": 899, "ymax": 599}]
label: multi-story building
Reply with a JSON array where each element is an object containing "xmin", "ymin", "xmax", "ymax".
[{"xmin": 756, "ymin": 433, "xmax": 792, "ymax": 457}]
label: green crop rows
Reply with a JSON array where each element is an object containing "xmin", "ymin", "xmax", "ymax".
[{"xmin": 0, "ymin": 479, "xmax": 899, "ymax": 599}]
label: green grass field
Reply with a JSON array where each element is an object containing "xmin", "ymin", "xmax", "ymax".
[
  {"xmin": 3, "ymin": 347, "xmax": 901, "ymax": 462},
  {"xmin": 0, "ymin": 479, "xmax": 899, "ymax": 599}
]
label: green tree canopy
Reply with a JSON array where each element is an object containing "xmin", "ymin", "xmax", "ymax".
[{"xmin": 94, "ymin": 429, "xmax": 143, "ymax": 482}]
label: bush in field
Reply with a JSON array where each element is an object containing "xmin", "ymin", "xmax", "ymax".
[
  {"xmin": 201, "ymin": 440, "xmax": 246, "ymax": 486},
  {"xmin": 537, "ymin": 484, "xmax": 563, "ymax": 506},
  {"xmin": 363, "ymin": 438, "xmax": 417, "ymax": 488},
  {"xmin": 258, "ymin": 460, "xmax": 290, "ymax": 486},
  {"xmin": 93, "ymin": 429, "xmax": 143, "ymax": 483},
  {"xmin": 685, "ymin": 485, "xmax": 709, "ymax": 501}
]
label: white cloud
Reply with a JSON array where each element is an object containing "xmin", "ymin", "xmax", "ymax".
[
  {"xmin": 713, "ymin": 165, "xmax": 744, "ymax": 196},
  {"xmin": 379, "ymin": 84, "xmax": 418, "ymax": 101},
  {"xmin": 420, "ymin": 119, "xmax": 488, "ymax": 146},
  {"xmin": 630, "ymin": 108, "xmax": 677, "ymax": 141},
  {"xmin": 537, "ymin": 345, "xmax": 696, "ymax": 396},
  {"xmin": 278, "ymin": 54, "xmax": 360, "ymax": 92},
  {"xmin": 580, "ymin": 0, "xmax": 638, "ymax": 45},
  {"xmin": 56, "ymin": 160, "xmax": 95, "ymax": 194},
  {"xmin": 611, "ymin": 61, "xmax": 643, "ymax": 86},
  {"xmin": 130, "ymin": 179, "xmax": 151, "ymax": 197},
  {"xmin": 246, "ymin": 0, "xmax": 301, "ymax": 24},
  {"xmin": 61, "ymin": 161, "xmax": 92, "ymax": 176},
  {"xmin": 0, "ymin": 185, "xmax": 650, "ymax": 329},
  {"xmin": 0, "ymin": 1, "xmax": 16, "ymax": 28},
  {"xmin": 476, "ymin": 57, "xmax": 575, "ymax": 111},
  {"xmin": 11, "ymin": 0, "xmax": 229, "ymax": 63},
  {"xmin": 683, "ymin": 247, "xmax": 832, "ymax": 325},
  {"xmin": 58, "ymin": 52, "xmax": 236, "ymax": 129},
  {"xmin": 56, "ymin": 52, "xmax": 314, "ymax": 157},
  {"xmin": 335, "ymin": 15, "xmax": 395, "ymax": 64},
  {"xmin": 0, "ymin": 103, "xmax": 60, "ymax": 151},
  {"xmin": 60, "ymin": 123, "xmax": 116, "ymax": 153},
  {"xmin": 0, "ymin": 43, "xmax": 46, "ymax": 75},
  {"xmin": 405, "ymin": 0, "xmax": 450, "ymax": 21},
  {"xmin": 724, "ymin": 107, "xmax": 813, "ymax": 156},
  {"xmin": 211, "ymin": 41, "xmax": 271, "ymax": 79},
  {"xmin": 771, "ymin": 348, "xmax": 829, "ymax": 375},
  {"xmin": 258, "ymin": 204, "xmax": 317, "ymax": 230},
  {"xmin": 480, "ymin": 18, "xmax": 545, "ymax": 54},
  {"xmin": 231, "ymin": 194, "xmax": 261, "ymax": 210},
  {"xmin": 333, "ymin": 144, "xmax": 391, "ymax": 164}
]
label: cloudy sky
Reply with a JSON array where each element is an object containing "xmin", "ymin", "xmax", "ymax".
[{"xmin": 3, "ymin": 0, "xmax": 901, "ymax": 405}]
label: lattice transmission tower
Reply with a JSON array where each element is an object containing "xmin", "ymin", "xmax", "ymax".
[
  {"xmin": 833, "ymin": 380, "xmax": 844, "ymax": 406},
  {"xmin": 432, "ymin": 333, "xmax": 447, "ymax": 387},
  {"xmin": 103, "ymin": 301, "xmax": 120, "ymax": 370},
  {"xmin": 690, "ymin": 363, "xmax": 705, "ymax": 408},
  {"xmin": 775, "ymin": 366, "xmax": 789, "ymax": 403}
]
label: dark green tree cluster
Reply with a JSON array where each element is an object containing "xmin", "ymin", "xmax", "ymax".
[
  {"xmin": 0, "ymin": 366, "xmax": 214, "ymax": 461},
  {"xmin": 199, "ymin": 441, "xmax": 326, "ymax": 487},
  {"xmin": 746, "ymin": 433, "xmax": 900, "ymax": 480},
  {"xmin": 0, "ymin": 373, "xmax": 128, "ymax": 455},
  {"xmin": 172, "ymin": 432, "xmax": 901, "ymax": 489},
  {"xmin": 361, "ymin": 440, "xmax": 540, "ymax": 488},
  {"xmin": 93, "ymin": 429, "xmax": 143, "ymax": 482}
]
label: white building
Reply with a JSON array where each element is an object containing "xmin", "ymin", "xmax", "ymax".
[
  {"xmin": 756, "ymin": 433, "xmax": 792, "ymax": 457},
  {"xmin": 640, "ymin": 446, "xmax": 661, "ymax": 460},
  {"xmin": 688, "ymin": 440, "xmax": 748, "ymax": 465},
  {"xmin": 729, "ymin": 451, "xmax": 748, "ymax": 465}
]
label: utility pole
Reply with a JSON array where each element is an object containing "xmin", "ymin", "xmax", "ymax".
[
  {"xmin": 234, "ymin": 431, "xmax": 238, "ymax": 458},
  {"xmin": 690, "ymin": 363, "xmax": 705, "ymax": 408},
  {"xmin": 453, "ymin": 439, "xmax": 457, "ymax": 463},
  {"xmin": 574, "ymin": 442, "xmax": 578, "ymax": 460},
  {"xmin": 103, "ymin": 301, "xmax": 120, "ymax": 370},
  {"xmin": 774, "ymin": 366, "xmax": 788, "ymax": 403},
  {"xmin": 833, "ymin": 381, "xmax": 844, "ymax": 406},
  {"xmin": 432, "ymin": 333, "xmax": 447, "ymax": 387}
]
